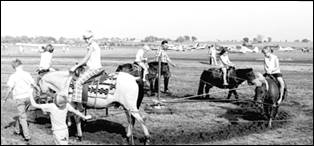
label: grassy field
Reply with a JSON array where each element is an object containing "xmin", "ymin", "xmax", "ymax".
[{"xmin": 1, "ymin": 44, "xmax": 313, "ymax": 145}]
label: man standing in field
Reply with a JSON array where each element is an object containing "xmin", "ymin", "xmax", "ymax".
[
  {"xmin": 208, "ymin": 44, "xmax": 217, "ymax": 65},
  {"xmin": 155, "ymin": 40, "xmax": 176, "ymax": 93},
  {"xmin": 70, "ymin": 30, "xmax": 103, "ymax": 103},
  {"xmin": 4, "ymin": 59, "xmax": 38, "ymax": 142}
]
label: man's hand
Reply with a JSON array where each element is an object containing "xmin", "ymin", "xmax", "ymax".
[
  {"xmin": 2, "ymin": 88, "xmax": 12, "ymax": 106},
  {"xmin": 84, "ymin": 115, "xmax": 93, "ymax": 120}
]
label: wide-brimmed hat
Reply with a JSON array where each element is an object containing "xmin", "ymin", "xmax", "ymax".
[{"xmin": 83, "ymin": 30, "xmax": 94, "ymax": 39}]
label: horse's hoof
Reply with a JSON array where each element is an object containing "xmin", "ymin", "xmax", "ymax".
[
  {"xmin": 144, "ymin": 136, "xmax": 151, "ymax": 145},
  {"xmin": 77, "ymin": 136, "xmax": 82, "ymax": 141}
]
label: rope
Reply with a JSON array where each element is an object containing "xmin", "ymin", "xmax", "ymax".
[
  {"xmin": 160, "ymin": 85, "xmax": 255, "ymax": 103},
  {"xmin": 224, "ymin": 119, "xmax": 294, "ymax": 123}
]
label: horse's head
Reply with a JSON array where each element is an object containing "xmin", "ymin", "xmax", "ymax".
[
  {"xmin": 235, "ymin": 68, "xmax": 255, "ymax": 83},
  {"xmin": 252, "ymin": 72, "xmax": 269, "ymax": 102},
  {"xmin": 116, "ymin": 63, "xmax": 142, "ymax": 77},
  {"xmin": 254, "ymin": 82, "xmax": 268, "ymax": 103},
  {"xmin": 73, "ymin": 64, "xmax": 86, "ymax": 77}
]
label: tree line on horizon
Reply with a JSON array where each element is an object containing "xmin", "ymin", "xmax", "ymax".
[{"xmin": 1, "ymin": 35, "xmax": 311, "ymax": 45}]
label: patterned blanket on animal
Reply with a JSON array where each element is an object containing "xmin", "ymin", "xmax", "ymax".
[{"xmin": 69, "ymin": 73, "xmax": 118, "ymax": 102}]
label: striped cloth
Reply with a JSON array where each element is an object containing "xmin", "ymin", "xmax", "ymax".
[{"xmin": 72, "ymin": 68, "xmax": 103, "ymax": 102}]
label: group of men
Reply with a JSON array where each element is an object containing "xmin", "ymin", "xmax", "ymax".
[
  {"xmin": 4, "ymin": 30, "xmax": 177, "ymax": 145},
  {"xmin": 4, "ymin": 30, "xmax": 286, "ymax": 145}
]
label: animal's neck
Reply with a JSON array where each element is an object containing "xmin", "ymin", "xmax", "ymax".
[{"xmin": 236, "ymin": 68, "xmax": 253, "ymax": 81}]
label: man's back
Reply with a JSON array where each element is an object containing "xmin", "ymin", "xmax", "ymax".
[
  {"xmin": 7, "ymin": 69, "xmax": 34, "ymax": 99},
  {"xmin": 86, "ymin": 41, "xmax": 102, "ymax": 69}
]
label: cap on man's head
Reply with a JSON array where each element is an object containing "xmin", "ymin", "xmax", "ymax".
[
  {"xmin": 11, "ymin": 59, "xmax": 22, "ymax": 69},
  {"xmin": 161, "ymin": 40, "xmax": 168, "ymax": 45},
  {"xmin": 83, "ymin": 30, "xmax": 94, "ymax": 39}
]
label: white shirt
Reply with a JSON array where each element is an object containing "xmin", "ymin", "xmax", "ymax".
[
  {"xmin": 39, "ymin": 51, "xmax": 53, "ymax": 70},
  {"xmin": 135, "ymin": 49, "xmax": 146, "ymax": 63},
  {"xmin": 86, "ymin": 41, "xmax": 102, "ymax": 69},
  {"xmin": 264, "ymin": 54, "xmax": 281, "ymax": 74},
  {"xmin": 208, "ymin": 47, "xmax": 217, "ymax": 57},
  {"xmin": 37, "ymin": 103, "xmax": 79, "ymax": 131},
  {"xmin": 219, "ymin": 55, "xmax": 232, "ymax": 68},
  {"xmin": 7, "ymin": 66, "xmax": 35, "ymax": 99}
]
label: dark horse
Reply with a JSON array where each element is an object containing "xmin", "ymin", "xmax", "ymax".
[
  {"xmin": 254, "ymin": 74, "xmax": 288, "ymax": 128},
  {"xmin": 116, "ymin": 61, "xmax": 171, "ymax": 96},
  {"xmin": 197, "ymin": 67, "xmax": 256, "ymax": 99}
]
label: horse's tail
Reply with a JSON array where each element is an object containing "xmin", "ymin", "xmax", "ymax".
[
  {"xmin": 283, "ymin": 81, "xmax": 288, "ymax": 101},
  {"xmin": 136, "ymin": 79, "xmax": 145, "ymax": 109}
]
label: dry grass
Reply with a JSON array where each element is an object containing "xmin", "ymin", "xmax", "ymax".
[{"xmin": 1, "ymin": 46, "xmax": 313, "ymax": 145}]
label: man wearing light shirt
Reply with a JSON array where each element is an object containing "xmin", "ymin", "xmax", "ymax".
[
  {"xmin": 4, "ymin": 59, "xmax": 36, "ymax": 142},
  {"xmin": 155, "ymin": 40, "xmax": 176, "ymax": 93},
  {"xmin": 70, "ymin": 30, "xmax": 103, "ymax": 103}
]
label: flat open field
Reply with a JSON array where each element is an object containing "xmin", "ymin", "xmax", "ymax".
[{"xmin": 1, "ymin": 44, "xmax": 313, "ymax": 145}]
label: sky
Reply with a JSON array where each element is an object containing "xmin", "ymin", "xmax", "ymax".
[{"xmin": 1, "ymin": 1, "xmax": 313, "ymax": 41}]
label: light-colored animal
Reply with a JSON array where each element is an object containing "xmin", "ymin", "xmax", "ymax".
[{"xmin": 37, "ymin": 69, "xmax": 150, "ymax": 145}]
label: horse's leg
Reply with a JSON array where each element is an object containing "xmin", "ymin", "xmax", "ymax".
[
  {"xmin": 233, "ymin": 90, "xmax": 239, "ymax": 99},
  {"xmin": 154, "ymin": 78, "xmax": 158, "ymax": 93},
  {"xmin": 227, "ymin": 90, "xmax": 232, "ymax": 99},
  {"xmin": 130, "ymin": 112, "xmax": 150, "ymax": 145},
  {"xmin": 263, "ymin": 103, "xmax": 270, "ymax": 121},
  {"xmin": 125, "ymin": 110, "xmax": 134, "ymax": 145},
  {"xmin": 268, "ymin": 105, "xmax": 274, "ymax": 128},
  {"xmin": 204, "ymin": 84, "xmax": 212, "ymax": 99},
  {"xmin": 270, "ymin": 105, "xmax": 279, "ymax": 128},
  {"xmin": 197, "ymin": 80, "xmax": 205, "ymax": 98},
  {"xmin": 149, "ymin": 78, "xmax": 155, "ymax": 96}
]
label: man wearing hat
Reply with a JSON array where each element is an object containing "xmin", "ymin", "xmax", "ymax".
[
  {"xmin": 219, "ymin": 47, "xmax": 235, "ymax": 86},
  {"xmin": 134, "ymin": 45, "xmax": 150, "ymax": 83},
  {"xmin": 70, "ymin": 30, "xmax": 103, "ymax": 103}
]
